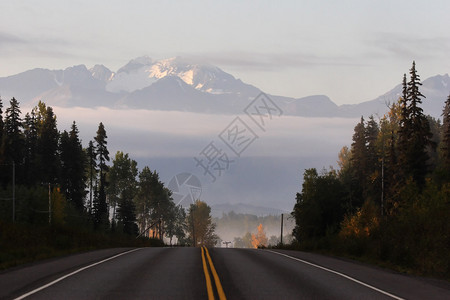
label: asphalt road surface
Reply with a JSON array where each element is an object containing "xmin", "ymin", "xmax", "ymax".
[{"xmin": 1, "ymin": 247, "xmax": 449, "ymax": 299}]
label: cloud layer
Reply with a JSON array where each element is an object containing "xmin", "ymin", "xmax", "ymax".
[{"xmin": 49, "ymin": 106, "xmax": 357, "ymax": 211}]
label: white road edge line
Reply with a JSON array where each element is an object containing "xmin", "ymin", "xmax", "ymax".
[
  {"xmin": 14, "ymin": 248, "xmax": 142, "ymax": 300},
  {"xmin": 266, "ymin": 250, "xmax": 404, "ymax": 300}
]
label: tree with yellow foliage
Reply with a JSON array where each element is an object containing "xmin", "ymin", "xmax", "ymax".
[
  {"xmin": 251, "ymin": 223, "xmax": 268, "ymax": 248},
  {"xmin": 51, "ymin": 187, "xmax": 66, "ymax": 226},
  {"xmin": 187, "ymin": 200, "xmax": 219, "ymax": 247}
]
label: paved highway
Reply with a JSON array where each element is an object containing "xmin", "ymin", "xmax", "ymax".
[{"xmin": 0, "ymin": 247, "xmax": 449, "ymax": 299}]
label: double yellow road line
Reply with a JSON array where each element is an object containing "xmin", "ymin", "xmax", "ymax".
[{"xmin": 201, "ymin": 246, "xmax": 226, "ymax": 300}]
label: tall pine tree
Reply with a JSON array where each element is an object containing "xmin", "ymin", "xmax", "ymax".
[
  {"xmin": 0, "ymin": 97, "xmax": 6, "ymax": 186},
  {"xmin": 349, "ymin": 116, "xmax": 367, "ymax": 208},
  {"xmin": 365, "ymin": 115, "xmax": 380, "ymax": 200},
  {"xmin": 406, "ymin": 62, "xmax": 433, "ymax": 187},
  {"xmin": 22, "ymin": 111, "xmax": 38, "ymax": 185},
  {"xmin": 36, "ymin": 103, "xmax": 60, "ymax": 185},
  {"xmin": 59, "ymin": 122, "xmax": 87, "ymax": 211},
  {"xmin": 87, "ymin": 140, "xmax": 97, "ymax": 213},
  {"xmin": 398, "ymin": 73, "xmax": 410, "ymax": 175},
  {"xmin": 93, "ymin": 122, "xmax": 109, "ymax": 229},
  {"xmin": 0, "ymin": 97, "xmax": 4, "ymax": 161},
  {"xmin": 4, "ymin": 98, "xmax": 24, "ymax": 184},
  {"xmin": 68, "ymin": 122, "xmax": 87, "ymax": 210},
  {"xmin": 397, "ymin": 62, "xmax": 434, "ymax": 188}
]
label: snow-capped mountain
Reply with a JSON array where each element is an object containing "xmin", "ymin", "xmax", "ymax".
[
  {"xmin": 0, "ymin": 56, "xmax": 449, "ymax": 118},
  {"xmin": 102, "ymin": 56, "xmax": 259, "ymax": 97},
  {"xmin": 0, "ymin": 56, "xmax": 262, "ymax": 113}
]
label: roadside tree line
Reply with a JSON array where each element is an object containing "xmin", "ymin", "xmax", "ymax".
[
  {"xmin": 292, "ymin": 62, "xmax": 450, "ymax": 277},
  {"xmin": 0, "ymin": 98, "xmax": 218, "ymax": 247}
]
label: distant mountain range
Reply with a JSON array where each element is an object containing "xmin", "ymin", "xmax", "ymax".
[
  {"xmin": 210, "ymin": 202, "xmax": 288, "ymax": 218},
  {"xmin": 1, "ymin": 56, "xmax": 449, "ymax": 118}
]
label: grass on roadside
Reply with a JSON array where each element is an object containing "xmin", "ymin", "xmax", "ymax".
[{"xmin": 0, "ymin": 221, "xmax": 164, "ymax": 270}]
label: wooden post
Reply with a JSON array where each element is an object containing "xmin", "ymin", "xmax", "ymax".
[{"xmin": 280, "ymin": 213, "xmax": 284, "ymax": 246}]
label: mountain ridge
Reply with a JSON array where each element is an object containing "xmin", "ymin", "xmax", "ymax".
[
  {"xmin": 0, "ymin": 57, "xmax": 449, "ymax": 118},
  {"xmin": 210, "ymin": 202, "xmax": 288, "ymax": 218}
]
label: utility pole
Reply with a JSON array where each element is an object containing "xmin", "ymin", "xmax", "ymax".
[
  {"xmin": 159, "ymin": 217, "xmax": 163, "ymax": 241},
  {"xmin": 48, "ymin": 183, "xmax": 51, "ymax": 224},
  {"xmin": 378, "ymin": 113, "xmax": 386, "ymax": 218},
  {"xmin": 381, "ymin": 156, "xmax": 384, "ymax": 217},
  {"xmin": 280, "ymin": 213, "xmax": 284, "ymax": 246},
  {"xmin": 12, "ymin": 161, "xmax": 15, "ymax": 223}
]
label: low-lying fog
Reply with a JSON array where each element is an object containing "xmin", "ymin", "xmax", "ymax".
[{"xmin": 49, "ymin": 106, "xmax": 357, "ymax": 213}]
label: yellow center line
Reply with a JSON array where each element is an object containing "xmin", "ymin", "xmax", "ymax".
[
  {"xmin": 204, "ymin": 247, "xmax": 227, "ymax": 300},
  {"xmin": 201, "ymin": 246, "xmax": 215, "ymax": 300}
]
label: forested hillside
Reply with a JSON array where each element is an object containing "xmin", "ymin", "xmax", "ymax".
[
  {"xmin": 291, "ymin": 62, "xmax": 450, "ymax": 278},
  {"xmin": 0, "ymin": 98, "xmax": 192, "ymax": 267}
]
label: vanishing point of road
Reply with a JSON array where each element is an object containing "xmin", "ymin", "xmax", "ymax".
[{"xmin": 1, "ymin": 247, "xmax": 449, "ymax": 299}]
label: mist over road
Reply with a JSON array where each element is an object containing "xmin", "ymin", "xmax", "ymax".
[{"xmin": 1, "ymin": 247, "xmax": 449, "ymax": 299}]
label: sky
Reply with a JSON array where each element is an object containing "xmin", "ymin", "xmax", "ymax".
[
  {"xmin": 1, "ymin": 1, "xmax": 450, "ymax": 105},
  {"xmin": 5, "ymin": 1, "xmax": 447, "ymax": 213}
]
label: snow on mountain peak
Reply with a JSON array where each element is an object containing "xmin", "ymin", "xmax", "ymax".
[
  {"xmin": 106, "ymin": 56, "xmax": 238, "ymax": 94},
  {"xmin": 146, "ymin": 57, "xmax": 196, "ymax": 84}
]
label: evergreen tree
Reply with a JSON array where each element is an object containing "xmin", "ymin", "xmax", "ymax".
[
  {"xmin": 365, "ymin": 115, "xmax": 381, "ymax": 200},
  {"xmin": 36, "ymin": 104, "xmax": 59, "ymax": 185},
  {"xmin": 365, "ymin": 116, "xmax": 379, "ymax": 170},
  {"xmin": 0, "ymin": 97, "xmax": 6, "ymax": 186},
  {"xmin": 93, "ymin": 122, "xmax": 109, "ymax": 229},
  {"xmin": 407, "ymin": 61, "xmax": 426, "ymax": 120},
  {"xmin": 427, "ymin": 116, "xmax": 441, "ymax": 171},
  {"xmin": 3, "ymin": 98, "xmax": 24, "ymax": 184},
  {"xmin": 292, "ymin": 168, "xmax": 346, "ymax": 240},
  {"xmin": 69, "ymin": 122, "xmax": 87, "ymax": 209},
  {"xmin": 59, "ymin": 130, "xmax": 71, "ymax": 193},
  {"xmin": 22, "ymin": 111, "xmax": 38, "ymax": 185},
  {"xmin": 398, "ymin": 74, "xmax": 410, "ymax": 177},
  {"xmin": 401, "ymin": 73, "xmax": 409, "ymax": 121},
  {"xmin": 116, "ymin": 193, "xmax": 138, "ymax": 235},
  {"xmin": 379, "ymin": 100, "xmax": 403, "ymax": 211},
  {"xmin": 396, "ymin": 62, "xmax": 434, "ymax": 188},
  {"xmin": 348, "ymin": 116, "xmax": 366, "ymax": 208},
  {"xmin": 86, "ymin": 140, "xmax": 97, "ymax": 213},
  {"xmin": 404, "ymin": 62, "xmax": 433, "ymax": 187},
  {"xmin": 0, "ymin": 97, "xmax": 4, "ymax": 161},
  {"xmin": 441, "ymin": 94, "xmax": 450, "ymax": 173},
  {"xmin": 95, "ymin": 123, "xmax": 109, "ymax": 174},
  {"xmin": 59, "ymin": 122, "xmax": 87, "ymax": 211}
]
